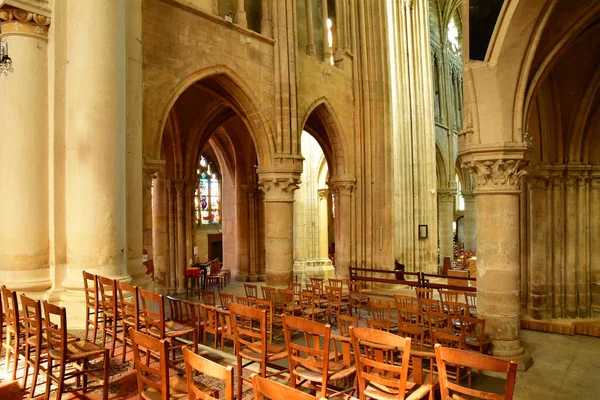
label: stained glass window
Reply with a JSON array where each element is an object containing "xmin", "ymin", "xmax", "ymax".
[{"xmin": 195, "ymin": 156, "xmax": 221, "ymax": 225}]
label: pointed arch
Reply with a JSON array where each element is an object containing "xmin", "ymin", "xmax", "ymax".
[{"xmin": 152, "ymin": 65, "xmax": 275, "ymax": 166}]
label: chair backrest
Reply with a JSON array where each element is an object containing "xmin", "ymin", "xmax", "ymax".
[
  {"xmin": 464, "ymin": 292, "xmax": 477, "ymax": 308},
  {"xmin": 288, "ymin": 281, "xmax": 302, "ymax": 297},
  {"xmin": 435, "ymin": 344, "xmax": 518, "ymax": 400},
  {"xmin": 201, "ymin": 290, "xmax": 216, "ymax": 306},
  {"xmin": 351, "ymin": 326, "xmax": 412, "ymax": 400},
  {"xmin": 236, "ymin": 296, "xmax": 254, "ymax": 308},
  {"xmin": 97, "ymin": 275, "xmax": 118, "ymax": 312},
  {"xmin": 415, "ymin": 287, "xmax": 433, "ymax": 300},
  {"xmin": 1, "ymin": 287, "xmax": 19, "ymax": 335},
  {"xmin": 369, "ymin": 300, "xmax": 392, "ymax": 322},
  {"xmin": 337, "ymin": 315, "xmax": 358, "ymax": 336},
  {"xmin": 279, "ymin": 289, "xmax": 296, "ymax": 315},
  {"xmin": 261, "ymin": 286, "xmax": 276, "ymax": 303},
  {"xmin": 139, "ymin": 288, "xmax": 166, "ymax": 338},
  {"xmin": 200, "ymin": 304, "xmax": 219, "ymax": 333},
  {"xmin": 181, "ymin": 300, "xmax": 202, "ymax": 330},
  {"xmin": 20, "ymin": 294, "xmax": 42, "ymax": 347},
  {"xmin": 438, "ymin": 289, "xmax": 460, "ymax": 306},
  {"xmin": 397, "ymin": 324, "xmax": 426, "ymax": 350},
  {"xmin": 347, "ymin": 280, "xmax": 363, "ymax": 294},
  {"xmin": 118, "ymin": 281, "xmax": 139, "ymax": 328},
  {"xmin": 394, "ymin": 294, "xmax": 417, "ymax": 310},
  {"xmin": 328, "ymin": 278, "xmax": 343, "ymax": 289},
  {"xmin": 129, "ymin": 328, "xmax": 170, "ymax": 400},
  {"xmin": 282, "ymin": 314, "xmax": 331, "ymax": 399},
  {"xmin": 183, "ymin": 348, "xmax": 234, "ymax": 400},
  {"xmin": 244, "ymin": 283, "xmax": 258, "ymax": 299},
  {"xmin": 310, "ymin": 277, "xmax": 324, "ymax": 291},
  {"xmin": 229, "ymin": 303, "xmax": 268, "ymax": 365},
  {"xmin": 252, "ymin": 374, "xmax": 326, "ymax": 400},
  {"xmin": 255, "ymin": 299, "xmax": 273, "ymax": 322},
  {"xmin": 219, "ymin": 292, "xmax": 233, "ymax": 310},
  {"xmin": 42, "ymin": 301, "xmax": 68, "ymax": 357},
  {"xmin": 82, "ymin": 270, "xmax": 98, "ymax": 308},
  {"xmin": 325, "ymin": 286, "xmax": 343, "ymax": 311},
  {"xmin": 418, "ymin": 297, "xmax": 440, "ymax": 314},
  {"xmin": 167, "ymin": 295, "xmax": 194, "ymax": 325}
]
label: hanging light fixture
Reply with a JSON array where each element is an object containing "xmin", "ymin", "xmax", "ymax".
[{"xmin": 1, "ymin": 37, "xmax": 13, "ymax": 76}]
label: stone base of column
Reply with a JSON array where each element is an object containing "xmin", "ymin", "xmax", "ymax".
[
  {"xmin": 128, "ymin": 258, "xmax": 152, "ymax": 290},
  {"xmin": 293, "ymin": 259, "xmax": 335, "ymax": 282},
  {"xmin": 0, "ymin": 268, "xmax": 51, "ymax": 296},
  {"xmin": 235, "ymin": 272, "xmax": 248, "ymax": 282},
  {"xmin": 257, "ymin": 273, "xmax": 266, "ymax": 281},
  {"xmin": 266, "ymin": 270, "xmax": 293, "ymax": 288},
  {"xmin": 492, "ymin": 339, "xmax": 532, "ymax": 371},
  {"xmin": 248, "ymin": 273, "xmax": 258, "ymax": 282}
]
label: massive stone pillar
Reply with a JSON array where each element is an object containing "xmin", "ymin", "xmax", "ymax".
[
  {"xmin": 462, "ymin": 190, "xmax": 476, "ymax": 251},
  {"xmin": 174, "ymin": 180, "xmax": 186, "ymax": 293},
  {"xmin": 591, "ymin": 171, "xmax": 600, "ymax": 317},
  {"xmin": 461, "ymin": 146, "xmax": 531, "ymax": 368},
  {"xmin": 258, "ymin": 169, "xmax": 300, "ymax": 286},
  {"xmin": 437, "ymin": 189, "xmax": 456, "ymax": 264},
  {"xmin": 61, "ymin": 0, "xmax": 130, "ymax": 323},
  {"xmin": 331, "ymin": 176, "xmax": 355, "ymax": 279},
  {"xmin": 0, "ymin": 9, "xmax": 51, "ymax": 295}
]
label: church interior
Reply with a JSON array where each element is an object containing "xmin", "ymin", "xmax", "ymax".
[{"xmin": 0, "ymin": 0, "xmax": 599, "ymax": 398}]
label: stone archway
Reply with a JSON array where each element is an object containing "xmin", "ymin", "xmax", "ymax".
[{"xmin": 149, "ymin": 71, "xmax": 274, "ymax": 293}]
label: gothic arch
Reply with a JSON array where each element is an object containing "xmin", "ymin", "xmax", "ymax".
[
  {"xmin": 153, "ymin": 65, "xmax": 276, "ymax": 166},
  {"xmin": 300, "ymin": 97, "xmax": 348, "ymax": 180}
]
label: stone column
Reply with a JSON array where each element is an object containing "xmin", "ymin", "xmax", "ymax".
[
  {"xmin": 461, "ymin": 146, "xmax": 531, "ymax": 368},
  {"xmin": 236, "ymin": 0, "xmax": 247, "ymax": 28},
  {"xmin": 331, "ymin": 176, "xmax": 355, "ymax": 279},
  {"xmin": 591, "ymin": 171, "xmax": 600, "ymax": 317},
  {"xmin": 61, "ymin": 0, "xmax": 131, "ymax": 324},
  {"xmin": 174, "ymin": 181, "xmax": 186, "ymax": 293},
  {"xmin": 258, "ymin": 171, "xmax": 300, "ymax": 286},
  {"xmin": 318, "ymin": 188, "xmax": 330, "ymax": 259},
  {"xmin": 0, "ymin": 10, "xmax": 51, "ymax": 294},
  {"xmin": 462, "ymin": 190, "xmax": 476, "ymax": 251},
  {"xmin": 564, "ymin": 172, "xmax": 578, "ymax": 318},
  {"xmin": 152, "ymin": 170, "xmax": 169, "ymax": 293},
  {"xmin": 305, "ymin": 0, "xmax": 316, "ymax": 56},
  {"xmin": 142, "ymin": 159, "xmax": 165, "ymax": 262},
  {"xmin": 437, "ymin": 189, "xmax": 456, "ymax": 264},
  {"xmin": 184, "ymin": 182, "xmax": 194, "ymax": 267},
  {"xmin": 246, "ymin": 184, "xmax": 260, "ymax": 282},
  {"xmin": 321, "ymin": 0, "xmax": 331, "ymax": 61},
  {"xmin": 166, "ymin": 180, "xmax": 177, "ymax": 292},
  {"xmin": 260, "ymin": 0, "xmax": 272, "ymax": 37}
]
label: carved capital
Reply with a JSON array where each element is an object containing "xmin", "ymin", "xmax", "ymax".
[
  {"xmin": 459, "ymin": 144, "xmax": 530, "ymax": 194},
  {"xmin": 437, "ymin": 189, "xmax": 457, "ymax": 202},
  {"xmin": 403, "ymin": 0, "xmax": 413, "ymax": 10},
  {"xmin": 591, "ymin": 174, "xmax": 600, "ymax": 189},
  {"xmin": 318, "ymin": 188, "xmax": 329, "ymax": 200},
  {"xmin": 0, "ymin": 8, "xmax": 50, "ymax": 38},
  {"xmin": 331, "ymin": 174, "xmax": 356, "ymax": 196},
  {"xmin": 258, "ymin": 176, "xmax": 300, "ymax": 202},
  {"xmin": 528, "ymin": 174, "xmax": 550, "ymax": 190}
]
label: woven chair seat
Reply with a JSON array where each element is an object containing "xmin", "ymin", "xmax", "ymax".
[
  {"xmin": 141, "ymin": 374, "xmax": 218, "ymax": 400},
  {"xmin": 48, "ymin": 339, "xmax": 106, "ymax": 361},
  {"xmin": 365, "ymin": 379, "xmax": 429, "ymax": 400},
  {"xmin": 27, "ymin": 331, "xmax": 78, "ymax": 346},
  {"xmin": 294, "ymin": 358, "xmax": 356, "ymax": 383},
  {"xmin": 239, "ymin": 341, "xmax": 287, "ymax": 362}
]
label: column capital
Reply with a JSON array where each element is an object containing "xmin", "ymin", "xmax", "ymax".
[
  {"xmin": 0, "ymin": 8, "xmax": 50, "ymax": 38},
  {"xmin": 258, "ymin": 174, "xmax": 300, "ymax": 202},
  {"xmin": 437, "ymin": 189, "xmax": 457, "ymax": 202},
  {"xmin": 143, "ymin": 157, "xmax": 166, "ymax": 175},
  {"xmin": 591, "ymin": 169, "xmax": 600, "ymax": 189},
  {"xmin": 460, "ymin": 144, "xmax": 530, "ymax": 194},
  {"xmin": 331, "ymin": 174, "xmax": 356, "ymax": 196},
  {"xmin": 318, "ymin": 188, "xmax": 329, "ymax": 199},
  {"xmin": 461, "ymin": 190, "xmax": 474, "ymax": 199},
  {"xmin": 527, "ymin": 173, "xmax": 550, "ymax": 190}
]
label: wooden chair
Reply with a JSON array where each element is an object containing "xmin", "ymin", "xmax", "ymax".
[
  {"xmin": 415, "ymin": 287, "xmax": 433, "ymax": 300},
  {"xmin": 219, "ymin": 292, "xmax": 234, "ymax": 310},
  {"xmin": 252, "ymin": 374, "xmax": 328, "ymax": 400},
  {"xmin": 229, "ymin": 303, "xmax": 288, "ymax": 400},
  {"xmin": 214, "ymin": 258, "xmax": 231, "ymax": 286},
  {"xmin": 244, "ymin": 283, "xmax": 258, "ymax": 299},
  {"xmin": 348, "ymin": 280, "xmax": 369, "ymax": 317},
  {"xmin": 350, "ymin": 326, "xmax": 431, "ymax": 400},
  {"xmin": 201, "ymin": 290, "xmax": 216, "ymax": 306},
  {"xmin": 206, "ymin": 259, "xmax": 226, "ymax": 290},
  {"xmin": 300, "ymin": 291, "xmax": 327, "ymax": 321},
  {"xmin": 325, "ymin": 285, "xmax": 350, "ymax": 324},
  {"xmin": 461, "ymin": 315, "xmax": 492, "ymax": 355},
  {"xmin": 129, "ymin": 328, "xmax": 218, "ymax": 400},
  {"xmin": 464, "ymin": 292, "xmax": 477, "ymax": 317},
  {"xmin": 255, "ymin": 298, "xmax": 277, "ymax": 342},
  {"xmin": 329, "ymin": 278, "xmax": 350, "ymax": 301},
  {"xmin": 83, "ymin": 270, "xmax": 101, "ymax": 343},
  {"xmin": 367, "ymin": 300, "xmax": 397, "ymax": 332},
  {"xmin": 43, "ymin": 301, "xmax": 110, "ymax": 400},
  {"xmin": 306, "ymin": 283, "xmax": 328, "ymax": 308},
  {"xmin": 288, "ymin": 281, "xmax": 303, "ymax": 302},
  {"xmin": 261, "ymin": 286, "xmax": 282, "ymax": 313},
  {"xmin": 435, "ymin": 344, "xmax": 518, "ymax": 400},
  {"xmin": 183, "ymin": 347, "xmax": 234, "ymax": 400},
  {"xmin": 236, "ymin": 296, "xmax": 255, "ymax": 308},
  {"xmin": 282, "ymin": 314, "xmax": 356, "ymax": 399},
  {"xmin": 98, "ymin": 275, "xmax": 122, "ymax": 357},
  {"xmin": 332, "ymin": 315, "xmax": 358, "ymax": 369},
  {"xmin": 139, "ymin": 288, "xmax": 198, "ymax": 362},
  {"xmin": 438, "ymin": 289, "xmax": 460, "ymax": 313},
  {"xmin": 394, "ymin": 294, "xmax": 418, "ymax": 310},
  {"xmin": 20, "ymin": 294, "xmax": 46, "ymax": 397},
  {"xmin": 200, "ymin": 303, "xmax": 221, "ymax": 348},
  {"xmin": 217, "ymin": 308, "xmax": 234, "ymax": 350},
  {"xmin": 2, "ymin": 286, "xmax": 22, "ymax": 380},
  {"xmin": 182, "ymin": 300, "xmax": 203, "ymax": 346},
  {"xmin": 280, "ymin": 289, "xmax": 302, "ymax": 316},
  {"xmin": 117, "ymin": 281, "xmax": 142, "ymax": 362},
  {"xmin": 168, "ymin": 296, "xmax": 198, "ymax": 346}
]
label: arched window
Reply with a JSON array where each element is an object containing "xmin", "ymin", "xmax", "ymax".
[{"xmin": 194, "ymin": 155, "xmax": 221, "ymax": 225}]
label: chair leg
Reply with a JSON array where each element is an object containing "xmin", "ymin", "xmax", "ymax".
[
  {"xmin": 30, "ymin": 346, "xmax": 41, "ymax": 398},
  {"xmin": 56, "ymin": 358, "xmax": 67, "ymax": 400},
  {"xmin": 102, "ymin": 350, "xmax": 110, "ymax": 400},
  {"xmin": 110, "ymin": 316, "xmax": 117, "ymax": 357},
  {"xmin": 237, "ymin": 354, "xmax": 243, "ymax": 400},
  {"xmin": 11, "ymin": 335, "xmax": 18, "ymax": 380},
  {"xmin": 45, "ymin": 357, "xmax": 52, "ymax": 400},
  {"xmin": 121, "ymin": 325, "xmax": 129, "ymax": 362},
  {"xmin": 4, "ymin": 333, "xmax": 11, "ymax": 374},
  {"xmin": 84, "ymin": 307, "xmax": 90, "ymax": 342},
  {"xmin": 22, "ymin": 344, "xmax": 30, "ymax": 390}
]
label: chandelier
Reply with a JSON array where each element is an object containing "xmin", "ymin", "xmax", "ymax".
[{"xmin": 1, "ymin": 37, "xmax": 13, "ymax": 76}]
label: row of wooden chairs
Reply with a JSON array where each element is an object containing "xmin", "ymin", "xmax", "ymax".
[{"xmin": 1, "ymin": 285, "xmax": 110, "ymax": 399}]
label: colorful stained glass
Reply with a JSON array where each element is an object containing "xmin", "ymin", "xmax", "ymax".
[
  {"xmin": 210, "ymin": 197, "xmax": 219, "ymax": 210},
  {"xmin": 210, "ymin": 180, "xmax": 219, "ymax": 196},
  {"xmin": 201, "ymin": 211, "xmax": 210, "ymax": 224},
  {"xmin": 195, "ymin": 155, "xmax": 221, "ymax": 225},
  {"xmin": 200, "ymin": 196, "xmax": 208, "ymax": 210},
  {"xmin": 211, "ymin": 210, "xmax": 220, "ymax": 223},
  {"xmin": 199, "ymin": 179, "xmax": 208, "ymax": 194}
]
